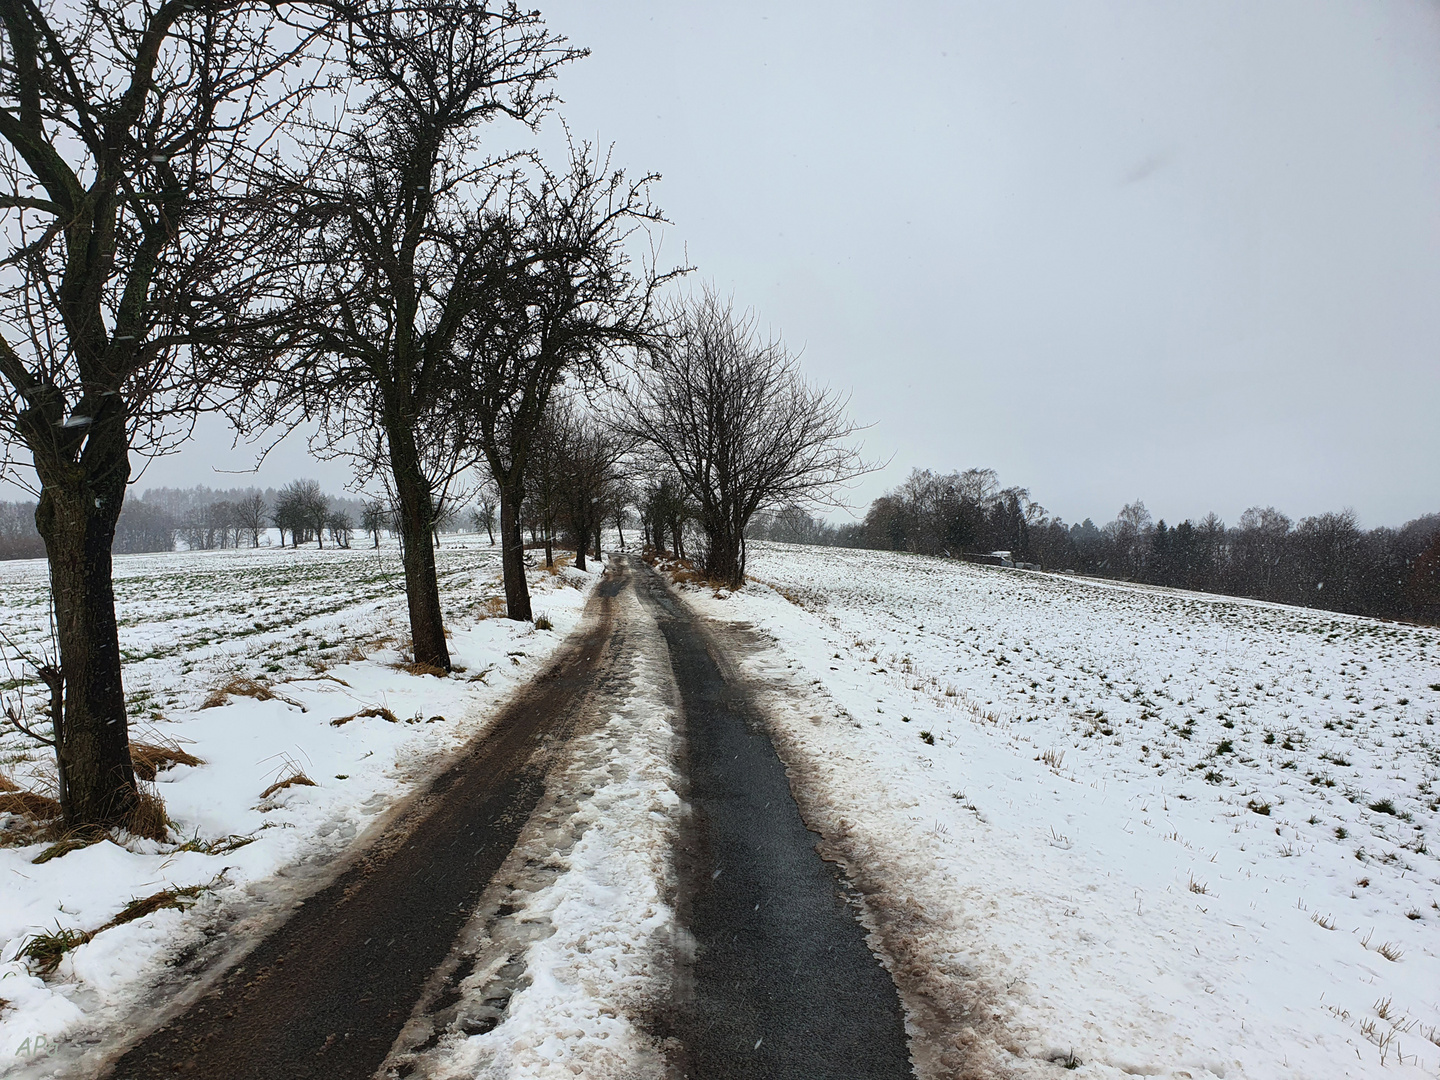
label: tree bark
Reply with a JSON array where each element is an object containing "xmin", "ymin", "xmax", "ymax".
[
  {"xmin": 702, "ymin": 514, "xmax": 746, "ymax": 589},
  {"xmin": 499, "ymin": 486, "xmax": 533, "ymax": 621},
  {"xmin": 574, "ymin": 537, "xmax": 586, "ymax": 572},
  {"xmin": 386, "ymin": 422, "xmax": 451, "ymax": 670},
  {"xmin": 32, "ymin": 447, "xmax": 138, "ymax": 828}
]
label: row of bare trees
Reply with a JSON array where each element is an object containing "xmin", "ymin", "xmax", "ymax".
[{"xmin": 0, "ymin": 3, "xmax": 865, "ymax": 831}]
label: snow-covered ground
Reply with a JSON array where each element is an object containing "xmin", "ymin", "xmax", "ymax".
[
  {"xmin": 7, "ymin": 536, "xmax": 1438, "ymax": 1078},
  {"xmin": 0, "ymin": 538, "xmax": 600, "ymax": 1075},
  {"xmin": 686, "ymin": 543, "xmax": 1440, "ymax": 1079},
  {"xmin": 388, "ymin": 574, "xmax": 682, "ymax": 1080}
]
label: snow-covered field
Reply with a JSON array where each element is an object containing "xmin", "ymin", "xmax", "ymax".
[
  {"xmin": 6, "ymin": 535, "xmax": 1438, "ymax": 1078},
  {"xmin": 0, "ymin": 538, "xmax": 600, "ymax": 1075},
  {"xmin": 688, "ymin": 543, "xmax": 1440, "ymax": 1079}
]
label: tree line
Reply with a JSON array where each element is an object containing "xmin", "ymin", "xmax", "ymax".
[
  {"xmin": 851, "ymin": 469, "xmax": 1440, "ymax": 624},
  {"xmin": 0, "ymin": 3, "xmax": 864, "ymax": 831}
]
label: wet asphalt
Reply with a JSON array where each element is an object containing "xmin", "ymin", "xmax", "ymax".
[
  {"xmin": 634, "ymin": 563, "xmax": 914, "ymax": 1079},
  {"xmin": 100, "ymin": 557, "xmax": 912, "ymax": 1079}
]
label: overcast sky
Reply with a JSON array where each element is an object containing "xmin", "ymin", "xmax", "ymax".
[{"xmin": 135, "ymin": 0, "xmax": 1440, "ymax": 528}]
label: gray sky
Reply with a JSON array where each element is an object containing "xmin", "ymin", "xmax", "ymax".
[{"xmin": 139, "ymin": 0, "xmax": 1440, "ymax": 528}]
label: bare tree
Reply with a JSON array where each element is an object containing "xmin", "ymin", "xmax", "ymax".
[
  {"xmin": 258, "ymin": 1, "xmax": 583, "ymax": 665},
  {"xmin": 235, "ymin": 493, "xmax": 269, "ymax": 547},
  {"xmin": 273, "ymin": 480, "xmax": 322, "ymax": 547},
  {"xmin": 639, "ymin": 470, "xmax": 692, "ymax": 558},
  {"xmin": 327, "ymin": 509, "xmax": 354, "ymax": 549},
  {"xmin": 298, "ymin": 481, "xmax": 330, "ymax": 548},
  {"xmin": 361, "ymin": 499, "xmax": 388, "ymax": 548},
  {"xmin": 0, "ymin": 0, "xmax": 330, "ymax": 827},
  {"xmin": 452, "ymin": 142, "xmax": 677, "ymax": 618},
  {"xmin": 552, "ymin": 399, "xmax": 630, "ymax": 571},
  {"xmin": 625, "ymin": 292, "xmax": 871, "ymax": 588},
  {"xmin": 610, "ymin": 482, "xmax": 636, "ymax": 550},
  {"xmin": 1105, "ymin": 500, "xmax": 1153, "ymax": 580},
  {"xmin": 471, "ymin": 484, "xmax": 498, "ymax": 544}
]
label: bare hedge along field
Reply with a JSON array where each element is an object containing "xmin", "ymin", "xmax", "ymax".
[{"xmin": 685, "ymin": 542, "xmax": 1440, "ymax": 1078}]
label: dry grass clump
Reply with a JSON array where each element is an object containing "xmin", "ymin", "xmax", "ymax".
[
  {"xmin": 202, "ymin": 676, "xmax": 278, "ymax": 709},
  {"xmin": 30, "ymin": 827, "xmax": 105, "ymax": 864},
  {"xmin": 130, "ymin": 741, "xmax": 204, "ymax": 781},
  {"xmin": 0, "ymin": 788, "xmax": 63, "ymax": 821},
  {"xmin": 330, "ymin": 705, "xmax": 400, "ymax": 727},
  {"xmin": 20, "ymin": 882, "xmax": 211, "ymax": 975},
  {"xmin": 125, "ymin": 787, "xmax": 170, "ymax": 841},
  {"xmin": 19, "ymin": 924, "xmax": 91, "ymax": 974},
  {"xmin": 1375, "ymin": 941, "xmax": 1404, "ymax": 962},
  {"xmin": 394, "ymin": 660, "xmax": 447, "ymax": 677},
  {"xmin": 107, "ymin": 884, "xmax": 207, "ymax": 928},
  {"xmin": 259, "ymin": 766, "xmax": 317, "ymax": 801},
  {"xmin": 653, "ymin": 554, "xmax": 733, "ymax": 590},
  {"xmin": 3, "ymin": 772, "xmax": 168, "ymax": 854},
  {"xmin": 0, "ymin": 773, "xmax": 65, "ymax": 848},
  {"xmin": 540, "ymin": 552, "xmax": 575, "ymax": 576}
]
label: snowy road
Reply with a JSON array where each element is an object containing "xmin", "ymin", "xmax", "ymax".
[
  {"xmin": 634, "ymin": 561, "xmax": 913, "ymax": 1080},
  {"xmin": 102, "ymin": 570, "xmax": 625, "ymax": 1079},
  {"xmin": 72, "ymin": 554, "xmax": 914, "ymax": 1079}
]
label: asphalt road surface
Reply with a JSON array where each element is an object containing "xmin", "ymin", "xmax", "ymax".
[
  {"xmin": 102, "ymin": 557, "xmax": 912, "ymax": 1079},
  {"xmin": 633, "ymin": 562, "xmax": 913, "ymax": 1080}
]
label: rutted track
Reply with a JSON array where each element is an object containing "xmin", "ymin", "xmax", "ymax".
[
  {"xmin": 95, "ymin": 557, "xmax": 914, "ymax": 1079},
  {"xmin": 102, "ymin": 569, "xmax": 627, "ymax": 1080}
]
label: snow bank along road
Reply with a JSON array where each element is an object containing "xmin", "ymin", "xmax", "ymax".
[
  {"xmin": 1, "ymin": 550, "xmax": 915, "ymax": 1078},
  {"xmin": 681, "ymin": 542, "xmax": 1440, "ymax": 1080},
  {"xmin": 1, "ymin": 541, "xmax": 598, "ymax": 1075},
  {"xmin": 103, "ymin": 572, "xmax": 624, "ymax": 1079}
]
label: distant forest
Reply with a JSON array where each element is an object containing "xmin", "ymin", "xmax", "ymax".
[
  {"xmin": 748, "ymin": 468, "xmax": 1440, "ymax": 625},
  {"xmin": 7, "ymin": 470, "xmax": 1437, "ymax": 627},
  {"xmin": 0, "ymin": 484, "xmax": 377, "ymax": 560}
]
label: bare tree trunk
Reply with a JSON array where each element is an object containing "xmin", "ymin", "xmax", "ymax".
[
  {"xmin": 574, "ymin": 536, "xmax": 586, "ymax": 572},
  {"xmin": 32, "ymin": 452, "xmax": 138, "ymax": 828},
  {"xmin": 499, "ymin": 486, "xmax": 532, "ymax": 621},
  {"xmin": 387, "ymin": 423, "xmax": 451, "ymax": 670},
  {"xmin": 704, "ymin": 521, "xmax": 745, "ymax": 589}
]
